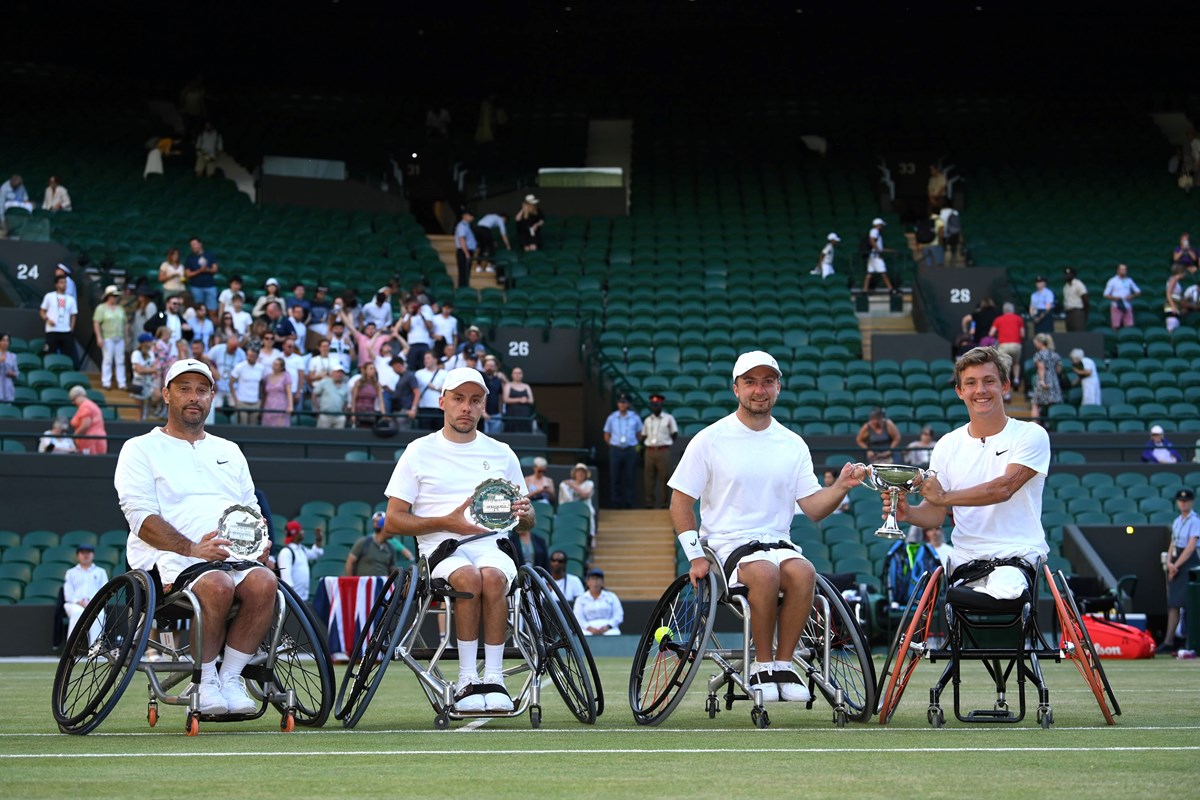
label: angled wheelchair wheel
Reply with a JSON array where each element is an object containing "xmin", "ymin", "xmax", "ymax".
[
  {"xmin": 52, "ymin": 570, "xmax": 153, "ymax": 735},
  {"xmin": 523, "ymin": 566, "xmax": 597, "ymax": 724},
  {"xmin": 628, "ymin": 571, "xmax": 718, "ymax": 726},
  {"xmin": 805, "ymin": 574, "xmax": 877, "ymax": 723},
  {"xmin": 334, "ymin": 567, "xmax": 417, "ymax": 728},
  {"xmin": 269, "ymin": 580, "xmax": 335, "ymax": 727},
  {"xmin": 536, "ymin": 566, "xmax": 604, "ymax": 717},
  {"xmin": 876, "ymin": 565, "xmax": 942, "ymax": 725},
  {"xmin": 1045, "ymin": 567, "xmax": 1120, "ymax": 724}
]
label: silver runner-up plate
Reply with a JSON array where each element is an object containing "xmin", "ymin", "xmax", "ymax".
[
  {"xmin": 467, "ymin": 478, "xmax": 523, "ymax": 532},
  {"xmin": 217, "ymin": 504, "xmax": 269, "ymax": 560}
]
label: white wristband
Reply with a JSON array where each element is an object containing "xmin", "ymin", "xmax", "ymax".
[{"xmin": 677, "ymin": 530, "xmax": 705, "ymax": 561}]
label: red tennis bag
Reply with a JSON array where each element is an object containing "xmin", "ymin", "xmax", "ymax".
[{"xmin": 1075, "ymin": 614, "xmax": 1156, "ymax": 659}]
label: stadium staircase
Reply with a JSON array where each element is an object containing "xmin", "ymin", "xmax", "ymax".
[{"xmin": 591, "ymin": 509, "xmax": 677, "ymax": 601}]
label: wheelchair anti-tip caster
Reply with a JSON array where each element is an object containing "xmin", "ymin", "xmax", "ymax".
[
  {"xmin": 706, "ymin": 695, "xmax": 720, "ymax": 719},
  {"xmin": 750, "ymin": 706, "xmax": 770, "ymax": 729},
  {"xmin": 434, "ymin": 712, "xmax": 450, "ymax": 731},
  {"xmin": 834, "ymin": 707, "xmax": 848, "ymax": 728},
  {"xmin": 280, "ymin": 710, "xmax": 295, "ymax": 733},
  {"xmin": 185, "ymin": 712, "xmax": 200, "ymax": 736},
  {"xmin": 1038, "ymin": 707, "xmax": 1054, "ymax": 729},
  {"xmin": 147, "ymin": 701, "xmax": 158, "ymax": 728},
  {"xmin": 927, "ymin": 706, "xmax": 945, "ymax": 728}
]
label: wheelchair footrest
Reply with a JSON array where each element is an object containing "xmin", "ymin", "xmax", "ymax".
[
  {"xmin": 964, "ymin": 709, "xmax": 1018, "ymax": 721},
  {"xmin": 408, "ymin": 647, "xmax": 524, "ymax": 661}
]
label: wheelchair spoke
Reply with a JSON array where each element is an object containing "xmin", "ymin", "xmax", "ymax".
[
  {"xmin": 806, "ymin": 575, "xmax": 876, "ymax": 722},
  {"xmin": 1046, "ymin": 567, "xmax": 1119, "ymax": 724},
  {"xmin": 523, "ymin": 567, "xmax": 597, "ymax": 724}
]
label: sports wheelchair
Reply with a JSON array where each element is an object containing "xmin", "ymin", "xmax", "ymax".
[
  {"xmin": 628, "ymin": 546, "xmax": 876, "ymax": 729},
  {"xmin": 876, "ymin": 560, "xmax": 1120, "ymax": 728},
  {"xmin": 334, "ymin": 557, "xmax": 603, "ymax": 730},
  {"xmin": 51, "ymin": 568, "xmax": 335, "ymax": 735}
]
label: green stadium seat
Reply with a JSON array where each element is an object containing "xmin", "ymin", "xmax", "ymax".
[
  {"xmin": 0, "ymin": 581, "xmax": 21, "ymax": 604},
  {"xmin": 2, "ymin": 546, "xmax": 40, "ymax": 566},
  {"xmin": 22, "ymin": 530, "xmax": 59, "ymax": 548}
]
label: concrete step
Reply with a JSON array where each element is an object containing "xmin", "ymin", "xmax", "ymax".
[
  {"xmin": 428, "ymin": 234, "xmax": 500, "ymax": 291},
  {"xmin": 591, "ymin": 508, "xmax": 676, "ymax": 600},
  {"xmin": 86, "ymin": 371, "xmax": 143, "ymax": 421}
]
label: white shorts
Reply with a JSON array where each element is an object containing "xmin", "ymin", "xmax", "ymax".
[
  {"xmin": 429, "ymin": 536, "xmax": 518, "ymax": 588},
  {"xmin": 867, "ymin": 255, "xmax": 888, "ymax": 274},
  {"xmin": 713, "ymin": 541, "xmax": 806, "ymax": 589}
]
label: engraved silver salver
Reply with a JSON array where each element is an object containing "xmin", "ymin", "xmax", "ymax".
[
  {"xmin": 467, "ymin": 478, "xmax": 523, "ymax": 532},
  {"xmin": 217, "ymin": 504, "xmax": 269, "ymax": 559}
]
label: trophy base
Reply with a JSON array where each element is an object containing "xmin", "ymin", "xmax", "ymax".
[{"xmin": 873, "ymin": 527, "xmax": 906, "ymax": 540}]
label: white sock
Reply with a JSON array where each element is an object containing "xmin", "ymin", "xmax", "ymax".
[
  {"xmin": 774, "ymin": 660, "xmax": 795, "ymax": 673},
  {"xmin": 200, "ymin": 658, "xmax": 219, "ymax": 685},
  {"xmin": 457, "ymin": 639, "xmax": 479, "ymax": 677},
  {"xmin": 484, "ymin": 643, "xmax": 505, "ymax": 677},
  {"xmin": 218, "ymin": 647, "xmax": 254, "ymax": 683},
  {"xmin": 752, "ymin": 659, "xmax": 772, "ymax": 672}
]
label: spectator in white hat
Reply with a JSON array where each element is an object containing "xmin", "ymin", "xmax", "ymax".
[
  {"xmin": 93, "ymin": 285, "xmax": 127, "ymax": 390},
  {"xmin": 1142, "ymin": 425, "xmax": 1182, "ymax": 463},
  {"xmin": 864, "ymin": 218, "xmax": 895, "ymax": 293},
  {"xmin": 515, "ymin": 195, "xmax": 544, "ymax": 252},
  {"xmin": 814, "ymin": 233, "xmax": 840, "ymax": 278}
]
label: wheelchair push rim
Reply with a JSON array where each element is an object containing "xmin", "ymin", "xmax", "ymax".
[
  {"xmin": 628, "ymin": 571, "xmax": 718, "ymax": 726},
  {"xmin": 1045, "ymin": 566, "xmax": 1120, "ymax": 724},
  {"xmin": 522, "ymin": 566, "xmax": 598, "ymax": 724},
  {"xmin": 268, "ymin": 579, "xmax": 335, "ymax": 727},
  {"xmin": 534, "ymin": 566, "xmax": 604, "ymax": 719},
  {"xmin": 876, "ymin": 565, "xmax": 942, "ymax": 725},
  {"xmin": 335, "ymin": 567, "xmax": 416, "ymax": 728},
  {"xmin": 52, "ymin": 570, "xmax": 154, "ymax": 734},
  {"xmin": 806, "ymin": 574, "xmax": 877, "ymax": 723}
]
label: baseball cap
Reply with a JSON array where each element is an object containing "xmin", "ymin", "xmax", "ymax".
[
  {"xmin": 265, "ymin": 277, "xmax": 279, "ymax": 287},
  {"xmin": 1035, "ymin": 275, "xmax": 1047, "ymax": 283},
  {"xmin": 285, "ymin": 520, "xmax": 302, "ymax": 534},
  {"xmin": 1150, "ymin": 424, "xmax": 1165, "ymax": 435},
  {"xmin": 1176, "ymin": 489, "xmax": 1195, "ymax": 502},
  {"xmin": 872, "ymin": 217, "xmax": 886, "ymax": 226},
  {"xmin": 442, "ymin": 367, "xmax": 488, "ymax": 395},
  {"xmin": 616, "ymin": 393, "xmax": 630, "ymax": 403},
  {"xmin": 827, "ymin": 233, "xmax": 841, "ymax": 242},
  {"xmin": 137, "ymin": 332, "xmax": 154, "ymax": 343},
  {"xmin": 76, "ymin": 543, "xmax": 95, "ymax": 552},
  {"xmin": 732, "ymin": 350, "xmax": 782, "ymax": 380},
  {"xmin": 586, "ymin": 568, "xmax": 604, "ymax": 578},
  {"xmin": 524, "ymin": 194, "xmax": 540, "ymax": 204},
  {"xmin": 372, "ymin": 511, "xmax": 386, "ymax": 531},
  {"xmin": 164, "ymin": 359, "xmax": 214, "ymax": 387},
  {"xmin": 103, "ymin": 284, "xmax": 119, "ymax": 298}
]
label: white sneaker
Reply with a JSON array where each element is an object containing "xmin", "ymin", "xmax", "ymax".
[
  {"xmin": 221, "ymin": 675, "xmax": 258, "ymax": 714},
  {"xmin": 481, "ymin": 672, "xmax": 514, "ymax": 712},
  {"xmin": 474, "ymin": 266, "xmax": 484, "ymax": 273},
  {"xmin": 775, "ymin": 665, "xmax": 811, "ymax": 702},
  {"xmin": 484, "ymin": 265, "xmax": 495, "ymax": 273},
  {"xmin": 197, "ymin": 681, "xmax": 228, "ymax": 715},
  {"xmin": 454, "ymin": 673, "xmax": 486, "ymax": 713},
  {"xmin": 748, "ymin": 662, "xmax": 779, "ymax": 703}
]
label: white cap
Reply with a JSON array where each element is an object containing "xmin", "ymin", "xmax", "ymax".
[
  {"xmin": 827, "ymin": 233, "xmax": 841, "ymax": 242},
  {"xmin": 732, "ymin": 351, "xmax": 782, "ymax": 380},
  {"xmin": 524, "ymin": 193, "xmax": 540, "ymax": 204},
  {"xmin": 164, "ymin": 359, "xmax": 214, "ymax": 387},
  {"xmin": 1150, "ymin": 424, "xmax": 1164, "ymax": 435},
  {"xmin": 103, "ymin": 284, "xmax": 119, "ymax": 298},
  {"xmin": 872, "ymin": 217, "xmax": 886, "ymax": 226},
  {"xmin": 442, "ymin": 367, "xmax": 488, "ymax": 395},
  {"xmin": 265, "ymin": 277, "xmax": 279, "ymax": 287}
]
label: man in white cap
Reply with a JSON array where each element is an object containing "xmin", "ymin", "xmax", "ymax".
[
  {"xmin": 668, "ymin": 351, "xmax": 867, "ymax": 703},
  {"xmin": 382, "ymin": 367, "xmax": 534, "ymax": 714},
  {"xmin": 114, "ymin": 358, "xmax": 276, "ymax": 716},
  {"xmin": 93, "ymin": 285, "xmax": 127, "ymax": 390},
  {"xmin": 814, "ymin": 233, "xmax": 840, "ymax": 278},
  {"xmin": 864, "ymin": 218, "xmax": 895, "ymax": 293}
]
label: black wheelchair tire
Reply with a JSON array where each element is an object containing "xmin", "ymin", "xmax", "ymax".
[
  {"xmin": 805, "ymin": 573, "xmax": 877, "ymax": 723},
  {"xmin": 536, "ymin": 566, "xmax": 605, "ymax": 717},
  {"xmin": 523, "ymin": 566, "xmax": 597, "ymax": 724},
  {"xmin": 334, "ymin": 567, "xmax": 416, "ymax": 728},
  {"xmin": 270, "ymin": 579, "xmax": 335, "ymax": 727}
]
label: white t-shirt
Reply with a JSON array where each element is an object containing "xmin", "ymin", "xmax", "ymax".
[
  {"xmin": 361, "ymin": 299, "xmax": 393, "ymax": 330},
  {"xmin": 115, "ymin": 428, "xmax": 259, "ymax": 584},
  {"xmin": 927, "ymin": 418, "xmax": 1050, "ymax": 565},
  {"xmin": 131, "ymin": 349, "xmax": 155, "ymax": 385},
  {"xmin": 41, "ymin": 291, "xmax": 77, "ymax": 333},
  {"xmin": 819, "ymin": 243, "xmax": 835, "ymax": 277},
  {"xmin": 230, "ymin": 360, "xmax": 266, "ymax": 403},
  {"xmin": 414, "ymin": 367, "xmax": 445, "ymax": 409},
  {"xmin": 553, "ymin": 573, "xmax": 585, "ymax": 604},
  {"xmin": 229, "ymin": 309, "xmax": 252, "ymax": 336},
  {"xmin": 277, "ymin": 542, "xmax": 323, "ymax": 601},
  {"xmin": 283, "ymin": 353, "xmax": 306, "ymax": 394},
  {"xmin": 668, "ymin": 414, "xmax": 822, "ymax": 553},
  {"xmin": 405, "ymin": 305, "xmax": 436, "ymax": 346},
  {"xmin": 384, "ymin": 429, "xmax": 528, "ymax": 552},
  {"xmin": 432, "ymin": 314, "xmax": 458, "ymax": 343},
  {"xmin": 217, "ymin": 288, "xmax": 245, "ymax": 310}
]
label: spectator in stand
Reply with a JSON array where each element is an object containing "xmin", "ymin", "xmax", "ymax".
[
  {"xmin": 93, "ymin": 285, "xmax": 127, "ymax": 391},
  {"xmin": 904, "ymin": 426, "xmax": 937, "ymax": 468},
  {"xmin": 286, "ymin": 306, "xmax": 308, "ymax": 353},
  {"xmin": 40, "ymin": 271, "xmax": 77, "ymax": 366},
  {"xmin": 326, "ymin": 317, "xmax": 354, "ymax": 373},
  {"xmin": 68, "ymin": 385, "xmax": 107, "ymax": 455},
  {"xmin": 559, "ymin": 462, "xmax": 597, "ymax": 538},
  {"xmin": 511, "ymin": 524, "xmax": 549, "ymax": 571},
  {"xmin": 38, "ymin": 416, "xmax": 76, "ymax": 454},
  {"xmin": 460, "ymin": 325, "xmax": 486, "ymax": 358},
  {"xmin": 1062, "ymin": 268, "xmax": 1090, "ymax": 332},
  {"xmin": 252, "ymin": 278, "xmax": 283, "ymax": 319},
  {"xmin": 989, "ymin": 302, "xmax": 1025, "ymax": 394},
  {"xmin": 455, "ymin": 208, "xmax": 478, "ymax": 285},
  {"xmin": 194, "ymin": 121, "xmax": 223, "ymax": 177},
  {"xmin": 940, "ymin": 205, "xmax": 963, "ymax": 267},
  {"xmin": 813, "ymin": 233, "xmax": 840, "ymax": 278},
  {"xmin": 400, "ymin": 294, "xmax": 435, "ymax": 371},
  {"xmin": 360, "ymin": 288, "xmax": 394, "ymax": 330},
  {"xmin": 311, "ymin": 365, "xmax": 350, "ymax": 429},
  {"xmin": 1103, "ymin": 263, "xmax": 1141, "ymax": 330},
  {"xmin": 387, "ymin": 357, "xmax": 417, "ymax": 427},
  {"xmin": 261, "ymin": 356, "xmax": 293, "ymax": 428},
  {"xmin": 924, "ymin": 526, "xmax": 954, "ymax": 569},
  {"xmin": 229, "ymin": 347, "xmax": 265, "ymax": 425},
  {"xmin": 927, "ymin": 165, "xmax": 947, "ymax": 207},
  {"xmin": 480, "ymin": 355, "xmax": 505, "ymax": 434},
  {"xmin": 503, "ymin": 366, "xmax": 535, "ymax": 433},
  {"xmin": 515, "ymin": 194, "xmax": 545, "ymax": 252},
  {"xmin": 1160, "ymin": 489, "xmax": 1199, "ymax": 653},
  {"xmin": 41, "ymin": 175, "xmax": 72, "ymax": 211},
  {"xmin": 475, "ymin": 212, "xmax": 511, "ymax": 262},
  {"xmin": 206, "ymin": 333, "xmax": 244, "ymax": 413},
  {"xmin": 856, "ymin": 407, "xmax": 902, "ymax": 464},
  {"xmin": 344, "ymin": 513, "xmax": 403, "ymax": 577},
  {"xmin": 217, "ymin": 274, "xmax": 245, "ymax": 319},
  {"xmin": 916, "ymin": 210, "xmax": 944, "ymax": 268},
  {"xmin": 822, "ymin": 469, "xmax": 852, "ymax": 515},
  {"xmin": 604, "ymin": 394, "xmax": 642, "ymax": 509},
  {"xmin": 184, "ymin": 237, "xmax": 219, "ymax": 312},
  {"xmin": 256, "ymin": 331, "xmax": 280, "ymax": 371},
  {"xmin": 158, "ymin": 248, "xmax": 186, "ymax": 298},
  {"xmin": 350, "ymin": 361, "xmax": 383, "ymax": 429},
  {"xmin": 1068, "ymin": 348, "xmax": 1101, "ymax": 407},
  {"xmin": 0, "ymin": 332, "xmax": 18, "ymax": 402},
  {"xmin": 130, "ymin": 333, "xmax": 158, "ymax": 419},
  {"xmin": 278, "ymin": 521, "xmax": 324, "ymax": 602},
  {"xmin": 0, "ymin": 174, "xmax": 33, "ymax": 224},
  {"xmin": 574, "ymin": 568, "xmax": 623, "ymax": 636},
  {"xmin": 1142, "ymin": 425, "xmax": 1182, "ymax": 464},
  {"xmin": 286, "ymin": 283, "xmax": 311, "ymax": 315},
  {"xmin": 961, "ymin": 297, "xmax": 999, "ymax": 348},
  {"xmin": 1172, "ymin": 233, "xmax": 1198, "ymax": 271},
  {"xmin": 307, "ymin": 338, "xmax": 336, "ymax": 388},
  {"xmin": 432, "ymin": 301, "xmax": 459, "ymax": 353},
  {"xmin": 340, "ymin": 311, "xmax": 389, "ymax": 370},
  {"xmin": 185, "ymin": 303, "xmax": 215, "ymax": 350},
  {"xmin": 1029, "ymin": 333, "xmax": 1063, "ymax": 423},
  {"xmin": 525, "ymin": 457, "xmax": 556, "ymax": 506},
  {"xmin": 1182, "ymin": 265, "xmax": 1200, "ymax": 319},
  {"xmin": 227, "ymin": 294, "xmax": 252, "ymax": 337},
  {"xmin": 1166, "ymin": 264, "xmax": 1188, "ymax": 332},
  {"xmin": 641, "ymin": 393, "xmax": 678, "ymax": 509},
  {"xmin": 1028, "ymin": 275, "xmax": 1055, "ymax": 335},
  {"xmin": 412, "ymin": 350, "xmax": 445, "ymax": 430},
  {"xmin": 547, "ymin": 549, "xmax": 584, "ymax": 604},
  {"xmin": 307, "ymin": 286, "xmax": 332, "ymax": 338},
  {"xmin": 63, "ymin": 544, "xmax": 108, "ymax": 641},
  {"xmin": 55, "ymin": 264, "xmax": 77, "ymax": 300},
  {"xmin": 864, "ymin": 218, "xmax": 895, "ymax": 293},
  {"xmin": 263, "ymin": 300, "xmax": 293, "ymax": 341},
  {"xmin": 280, "ymin": 337, "xmax": 306, "ymax": 405}
]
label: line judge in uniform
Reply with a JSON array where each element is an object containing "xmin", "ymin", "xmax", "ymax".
[
  {"xmin": 641, "ymin": 393, "xmax": 678, "ymax": 509},
  {"xmin": 603, "ymin": 393, "xmax": 643, "ymax": 509}
]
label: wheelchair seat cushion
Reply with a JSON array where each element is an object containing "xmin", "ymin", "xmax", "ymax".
[{"xmin": 946, "ymin": 583, "xmax": 1031, "ymax": 614}]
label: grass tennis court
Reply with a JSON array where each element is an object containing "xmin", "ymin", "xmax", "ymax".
[{"xmin": 3, "ymin": 657, "xmax": 1198, "ymax": 799}]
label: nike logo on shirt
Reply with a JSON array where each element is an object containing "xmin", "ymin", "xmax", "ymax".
[
  {"xmin": 217, "ymin": 459, "xmax": 229, "ymax": 465},
  {"xmin": 995, "ymin": 450, "xmax": 1008, "ymax": 457}
]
